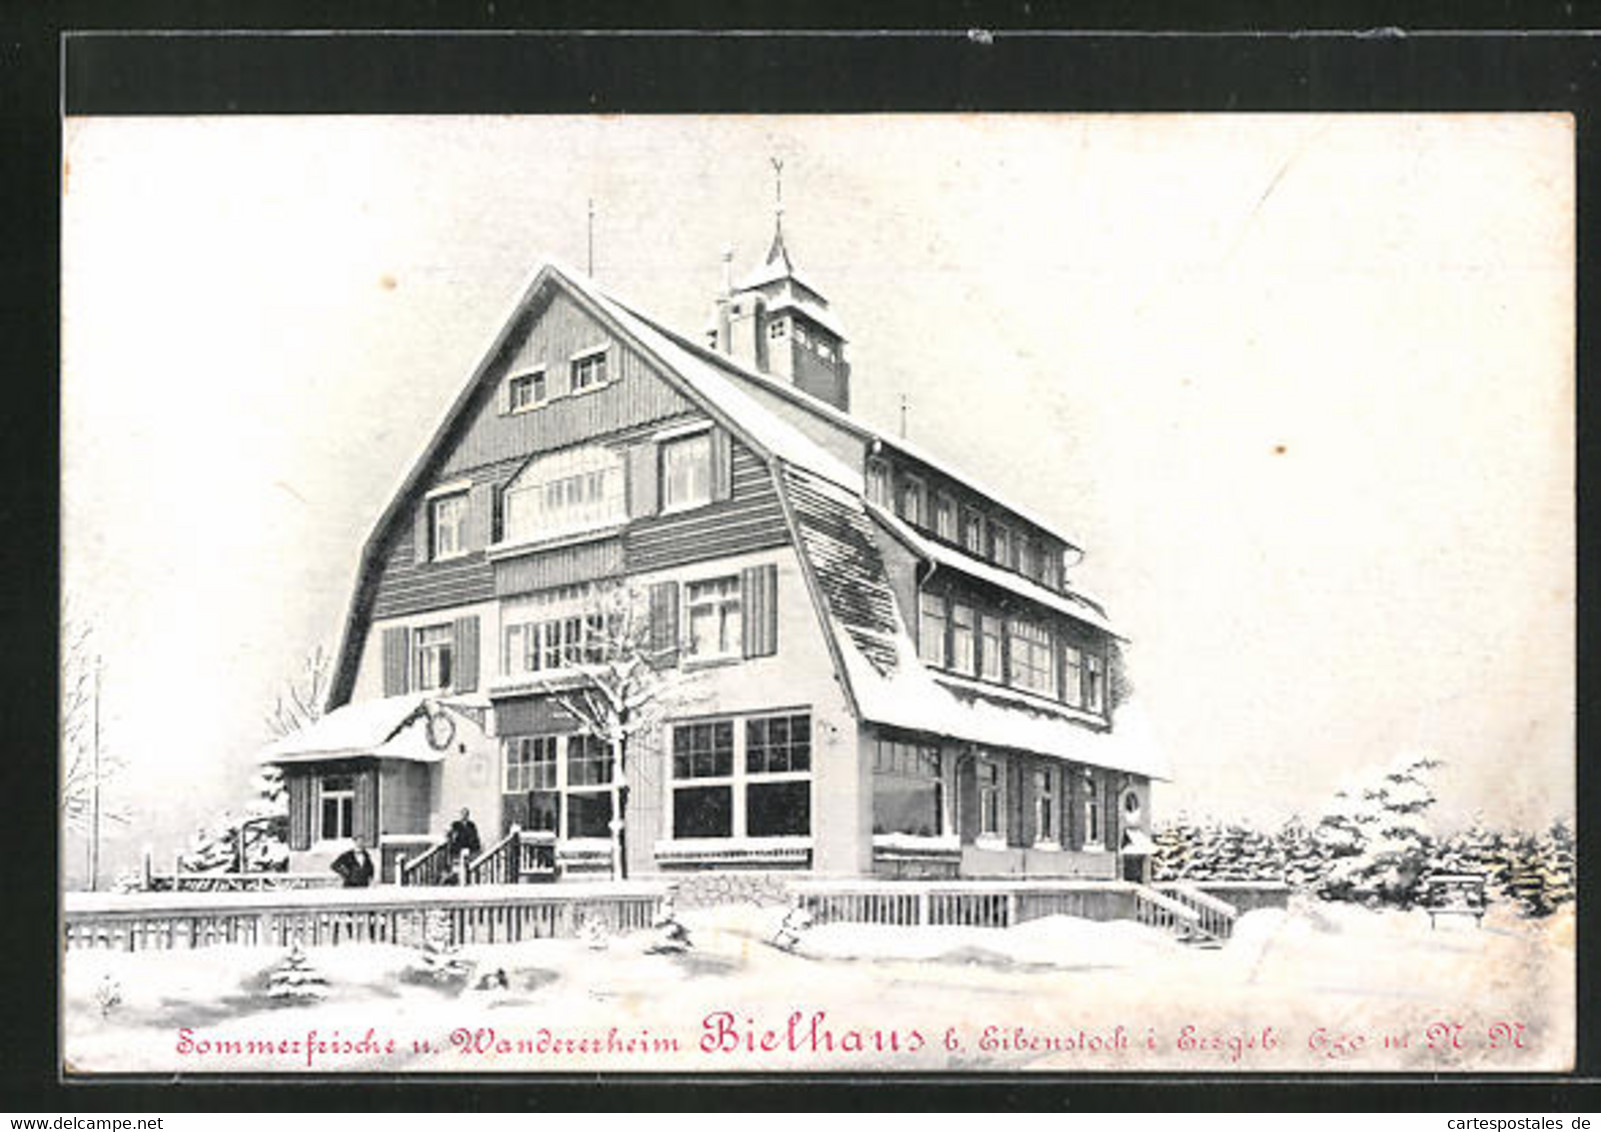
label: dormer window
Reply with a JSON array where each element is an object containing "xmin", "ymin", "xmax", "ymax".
[
  {"xmin": 430, "ymin": 493, "xmax": 468, "ymax": 560},
  {"xmin": 934, "ymin": 492, "xmax": 957, "ymax": 541},
  {"xmin": 501, "ymin": 445, "xmax": 625, "ymax": 544},
  {"xmin": 989, "ymin": 519, "xmax": 1013, "ymax": 568},
  {"xmin": 866, "ymin": 459, "xmax": 891, "ymax": 507},
  {"xmin": 508, "ymin": 369, "xmax": 546, "ymax": 412},
  {"xmin": 895, "ymin": 475, "xmax": 925, "ymax": 527},
  {"xmin": 570, "ymin": 346, "xmax": 609, "ymax": 392},
  {"xmin": 961, "ymin": 507, "xmax": 984, "ymax": 555},
  {"xmin": 1018, "ymin": 535, "xmax": 1037, "ymax": 581}
]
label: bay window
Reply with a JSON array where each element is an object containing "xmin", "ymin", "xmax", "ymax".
[{"xmin": 872, "ymin": 739, "xmax": 943, "ymax": 837}]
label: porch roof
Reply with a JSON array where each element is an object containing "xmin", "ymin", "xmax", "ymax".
[{"xmin": 261, "ymin": 693, "xmax": 444, "ymax": 765}]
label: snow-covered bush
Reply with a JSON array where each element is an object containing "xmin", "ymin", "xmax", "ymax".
[
  {"xmin": 402, "ymin": 909, "xmax": 473, "ymax": 988},
  {"xmin": 178, "ymin": 767, "xmax": 289, "ymax": 875},
  {"xmin": 1314, "ymin": 753, "xmax": 1441, "ymax": 908},
  {"xmin": 264, "ymin": 945, "xmax": 328, "ymax": 1004}
]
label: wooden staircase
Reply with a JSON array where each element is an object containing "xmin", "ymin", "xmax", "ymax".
[
  {"xmin": 397, "ymin": 826, "xmax": 558, "ymax": 887},
  {"xmin": 1147, "ymin": 883, "xmax": 1239, "ymax": 946}
]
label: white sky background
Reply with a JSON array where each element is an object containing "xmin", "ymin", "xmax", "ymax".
[{"xmin": 60, "ymin": 114, "xmax": 1574, "ymax": 885}]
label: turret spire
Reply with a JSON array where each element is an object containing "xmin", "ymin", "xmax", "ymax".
[{"xmin": 767, "ymin": 156, "xmax": 792, "ymax": 268}]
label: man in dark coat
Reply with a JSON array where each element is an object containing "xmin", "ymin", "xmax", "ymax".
[
  {"xmin": 447, "ymin": 808, "xmax": 482, "ymax": 862},
  {"xmin": 331, "ymin": 839, "xmax": 374, "ymax": 888}
]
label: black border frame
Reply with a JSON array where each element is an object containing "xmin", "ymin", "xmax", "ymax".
[{"xmin": 6, "ymin": 9, "xmax": 1595, "ymax": 1113}]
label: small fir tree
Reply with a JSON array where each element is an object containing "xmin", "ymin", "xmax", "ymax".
[{"xmin": 265, "ymin": 944, "xmax": 328, "ymax": 1004}]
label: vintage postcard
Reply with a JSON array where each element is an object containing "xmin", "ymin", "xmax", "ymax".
[{"xmin": 59, "ymin": 113, "xmax": 1575, "ymax": 1074}]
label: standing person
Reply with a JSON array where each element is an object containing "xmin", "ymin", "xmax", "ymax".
[
  {"xmin": 447, "ymin": 808, "xmax": 482, "ymax": 862},
  {"xmin": 331, "ymin": 838, "xmax": 374, "ymax": 888}
]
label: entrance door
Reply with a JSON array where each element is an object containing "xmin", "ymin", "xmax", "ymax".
[{"xmin": 1121, "ymin": 853, "xmax": 1148, "ymax": 883}]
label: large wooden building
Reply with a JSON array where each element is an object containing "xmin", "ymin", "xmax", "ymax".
[{"xmin": 265, "ymin": 223, "xmax": 1166, "ymax": 884}]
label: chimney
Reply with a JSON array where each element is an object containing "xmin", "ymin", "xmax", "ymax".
[{"xmin": 714, "ymin": 248, "xmax": 734, "ymax": 353}]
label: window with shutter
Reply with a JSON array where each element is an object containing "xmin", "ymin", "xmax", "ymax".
[
  {"xmin": 287, "ymin": 771, "xmax": 313, "ymax": 850},
  {"xmin": 382, "ymin": 627, "xmax": 411, "ymax": 696},
  {"xmin": 740, "ymin": 564, "xmax": 778, "ymax": 658},
  {"xmin": 354, "ymin": 768, "xmax": 379, "ymax": 846},
  {"xmin": 453, "ymin": 615, "xmax": 480, "ymax": 692}
]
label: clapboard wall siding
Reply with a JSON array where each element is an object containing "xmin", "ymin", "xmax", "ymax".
[
  {"xmin": 626, "ymin": 444, "xmax": 789, "ymax": 573},
  {"xmin": 370, "ymin": 527, "xmax": 496, "ymax": 621},
  {"xmin": 440, "ymin": 291, "xmax": 693, "ymax": 477}
]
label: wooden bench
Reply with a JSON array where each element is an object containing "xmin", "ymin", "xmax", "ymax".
[{"xmin": 1423, "ymin": 873, "xmax": 1487, "ymax": 928}]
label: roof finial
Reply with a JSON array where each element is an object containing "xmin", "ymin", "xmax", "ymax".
[
  {"xmin": 586, "ymin": 198, "xmax": 595, "ymax": 277},
  {"xmin": 899, "ymin": 393, "xmax": 909, "ymax": 439},
  {"xmin": 766, "ymin": 157, "xmax": 791, "ymax": 267}
]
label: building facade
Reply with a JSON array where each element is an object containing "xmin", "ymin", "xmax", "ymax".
[{"xmin": 266, "ymin": 223, "xmax": 1166, "ymax": 884}]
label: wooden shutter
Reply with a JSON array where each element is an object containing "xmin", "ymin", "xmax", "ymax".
[
  {"xmin": 1017, "ymin": 759, "xmax": 1035, "ymax": 847},
  {"xmin": 649, "ymin": 581, "xmax": 680, "ymax": 665},
  {"xmin": 741, "ymin": 563, "xmax": 778, "ymax": 658},
  {"xmin": 1008, "ymin": 758, "xmax": 1027, "ymax": 848},
  {"xmin": 490, "ymin": 482, "xmax": 504, "ymax": 543},
  {"xmin": 382, "ymin": 626, "xmax": 412, "ymax": 696},
  {"xmin": 710, "ymin": 428, "xmax": 734, "ymax": 501},
  {"xmin": 468, "ymin": 481, "xmax": 494, "ymax": 551},
  {"xmin": 956, "ymin": 757, "xmax": 979, "ymax": 844},
  {"xmin": 413, "ymin": 502, "xmax": 431, "ymax": 564},
  {"xmin": 453, "ymin": 616, "xmax": 480, "ymax": 693},
  {"xmin": 627, "ymin": 442, "xmax": 659, "ymax": 517},
  {"xmin": 354, "ymin": 766, "xmax": 379, "ymax": 847},
  {"xmin": 287, "ymin": 771, "xmax": 313, "ymax": 850},
  {"xmin": 1105, "ymin": 773, "xmax": 1122, "ymax": 853},
  {"xmin": 1064, "ymin": 766, "xmax": 1082, "ymax": 851}
]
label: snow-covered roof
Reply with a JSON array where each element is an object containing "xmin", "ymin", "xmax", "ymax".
[
  {"xmin": 734, "ymin": 256, "xmax": 825, "ymax": 297},
  {"xmin": 783, "ymin": 465, "xmax": 1164, "ymax": 780},
  {"xmin": 868, "ymin": 502, "xmax": 1118, "ymax": 637},
  {"xmin": 261, "ymin": 693, "xmax": 482, "ymax": 765},
  {"xmin": 765, "ymin": 293, "xmax": 847, "ymax": 340}
]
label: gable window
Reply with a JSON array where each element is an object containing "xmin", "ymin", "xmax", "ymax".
[
  {"xmin": 934, "ymin": 492, "xmax": 957, "ymax": 541},
  {"xmin": 661, "ymin": 431, "xmax": 714, "ymax": 511},
  {"xmin": 980, "ymin": 613, "xmax": 1004, "ymax": 682},
  {"xmin": 1033, "ymin": 767, "xmax": 1057, "ymax": 845},
  {"xmin": 415, "ymin": 624, "xmax": 454, "ymax": 691},
  {"xmin": 570, "ymin": 347, "xmax": 609, "ymax": 392},
  {"xmin": 1062, "ymin": 644, "xmax": 1084, "ymax": 708},
  {"xmin": 508, "ymin": 369, "xmax": 546, "ymax": 412},
  {"xmin": 866, "ymin": 459, "xmax": 891, "ymax": 507},
  {"xmin": 686, "ymin": 575, "xmax": 742, "ymax": 660},
  {"xmin": 978, "ymin": 759, "xmax": 1004, "ymax": 839},
  {"xmin": 501, "ymin": 446, "xmax": 626, "ymax": 544},
  {"xmin": 320, "ymin": 774, "xmax": 354, "ymax": 842},
  {"xmin": 1008, "ymin": 619, "xmax": 1056, "ymax": 696},
  {"xmin": 895, "ymin": 475, "xmax": 925, "ymax": 527},
  {"xmin": 1085, "ymin": 653, "xmax": 1106, "ymax": 713},
  {"xmin": 962, "ymin": 507, "xmax": 985, "ymax": 555},
  {"xmin": 950, "ymin": 603, "xmax": 977, "ymax": 675},
  {"xmin": 989, "ymin": 520, "xmax": 1013, "ymax": 569},
  {"xmin": 431, "ymin": 493, "xmax": 468, "ymax": 560},
  {"xmin": 872, "ymin": 739, "xmax": 943, "ymax": 837}
]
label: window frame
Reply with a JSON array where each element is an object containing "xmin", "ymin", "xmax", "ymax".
[
  {"xmin": 950, "ymin": 601, "xmax": 977, "ymax": 676},
  {"xmin": 569, "ymin": 346, "xmax": 610, "ymax": 393},
  {"xmin": 979, "ymin": 613, "xmax": 1005, "ymax": 683},
  {"xmin": 1032, "ymin": 766, "xmax": 1058, "ymax": 847},
  {"xmin": 1083, "ymin": 770, "xmax": 1104, "ymax": 849},
  {"xmin": 1062, "ymin": 643, "xmax": 1085, "ymax": 708},
  {"xmin": 669, "ymin": 713, "xmax": 813, "ymax": 841},
  {"xmin": 865, "ymin": 458, "xmax": 892, "ymax": 507},
  {"xmin": 430, "ymin": 492, "xmax": 469, "ymax": 561},
  {"xmin": 977, "ymin": 758, "xmax": 1005, "ymax": 842},
  {"xmin": 1007, "ymin": 618, "xmax": 1057, "ymax": 697},
  {"xmin": 871, "ymin": 737, "xmax": 945, "ymax": 838},
  {"xmin": 918, "ymin": 590, "xmax": 949, "ymax": 668},
  {"xmin": 684, "ymin": 574, "xmax": 742, "ymax": 662},
  {"xmin": 414, "ymin": 623, "xmax": 455, "ymax": 692},
  {"xmin": 318, "ymin": 773, "xmax": 355, "ymax": 843},
  {"xmin": 895, "ymin": 474, "xmax": 926, "ymax": 527},
  {"xmin": 660, "ymin": 431, "xmax": 715, "ymax": 513},
  {"xmin": 961, "ymin": 506, "xmax": 985, "ymax": 555},
  {"xmin": 1085, "ymin": 652, "xmax": 1107, "ymax": 714},
  {"xmin": 499, "ymin": 445, "xmax": 626, "ymax": 545},
  {"xmin": 934, "ymin": 492, "xmax": 958, "ymax": 541},
  {"xmin": 507, "ymin": 367, "xmax": 547, "ymax": 413}
]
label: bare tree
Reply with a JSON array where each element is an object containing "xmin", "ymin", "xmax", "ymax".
[
  {"xmin": 60, "ymin": 606, "xmax": 126, "ymax": 890},
  {"xmin": 525, "ymin": 585, "xmax": 697, "ymax": 881},
  {"xmin": 266, "ymin": 643, "xmax": 330, "ymax": 738}
]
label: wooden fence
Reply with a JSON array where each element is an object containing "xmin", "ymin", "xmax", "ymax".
[
  {"xmin": 792, "ymin": 880, "xmax": 1151, "ymax": 930},
  {"xmin": 63, "ymin": 882, "xmax": 664, "ymax": 952}
]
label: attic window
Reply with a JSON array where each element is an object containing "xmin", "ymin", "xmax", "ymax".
[
  {"xmin": 508, "ymin": 369, "xmax": 546, "ymax": 412},
  {"xmin": 430, "ymin": 493, "xmax": 468, "ymax": 560},
  {"xmin": 570, "ymin": 347, "xmax": 610, "ymax": 392},
  {"xmin": 866, "ymin": 459, "xmax": 891, "ymax": 507}
]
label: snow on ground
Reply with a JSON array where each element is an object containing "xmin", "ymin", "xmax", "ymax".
[{"xmin": 62, "ymin": 897, "xmax": 1573, "ymax": 1075}]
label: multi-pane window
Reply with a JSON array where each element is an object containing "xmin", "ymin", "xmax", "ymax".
[
  {"xmin": 431, "ymin": 493, "xmax": 468, "ymax": 559},
  {"xmin": 1085, "ymin": 653, "xmax": 1106, "ymax": 713},
  {"xmin": 950, "ymin": 603, "xmax": 977, "ymax": 675},
  {"xmin": 570, "ymin": 348, "xmax": 609, "ymax": 391},
  {"xmin": 865, "ymin": 459, "xmax": 891, "ymax": 507},
  {"xmin": 896, "ymin": 475, "xmax": 925, "ymax": 527},
  {"xmin": 320, "ymin": 774, "xmax": 354, "ymax": 841},
  {"xmin": 1008, "ymin": 619, "xmax": 1056, "ymax": 696},
  {"xmin": 1033, "ymin": 767, "xmax": 1057, "ymax": 844},
  {"xmin": 508, "ymin": 370, "xmax": 546, "ymax": 411},
  {"xmin": 686, "ymin": 575, "xmax": 742, "ymax": 659},
  {"xmin": 962, "ymin": 507, "xmax": 985, "ymax": 555},
  {"xmin": 744, "ymin": 713, "xmax": 811, "ymax": 837},
  {"xmin": 565, "ymin": 734, "xmax": 614, "ymax": 838},
  {"xmin": 918, "ymin": 592, "xmax": 948, "ymax": 667},
  {"xmin": 768, "ymin": 319, "xmax": 787, "ymax": 340},
  {"xmin": 980, "ymin": 614, "xmax": 1004, "ymax": 682},
  {"xmin": 670, "ymin": 715, "xmax": 811, "ymax": 840},
  {"xmin": 1062, "ymin": 644, "xmax": 1085, "ymax": 708},
  {"xmin": 662, "ymin": 432, "xmax": 714, "ymax": 511},
  {"xmin": 501, "ymin": 446, "xmax": 625, "ymax": 543},
  {"xmin": 503, "ymin": 735, "xmax": 558, "ymax": 794},
  {"xmin": 501, "ymin": 584, "xmax": 609, "ymax": 677},
  {"xmin": 934, "ymin": 493, "xmax": 958, "ymax": 541},
  {"xmin": 989, "ymin": 520, "xmax": 1013, "ymax": 568},
  {"xmin": 978, "ymin": 760, "xmax": 1003, "ymax": 838},
  {"xmin": 1084, "ymin": 770, "xmax": 1103, "ymax": 846},
  {"xmin": 671, "ymin": 720, "xmax": 736, "ymax": 838},
  {"xmin": 415, "ymin": 624, "xmax": 454, "ymax": 691},
  {"xmin": 872, "ymin": 739, "xmax": 943, "ymax": 837}
]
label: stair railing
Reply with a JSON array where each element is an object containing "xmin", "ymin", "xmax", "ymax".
[
  {"xmin": 466, "ymin": 827, "xmax": 521, "ymax": 886},
  {"xmin": 398, "ymin": 839, "xmax": 452, "ymax": 887}
]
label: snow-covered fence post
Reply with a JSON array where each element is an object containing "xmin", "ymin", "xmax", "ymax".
[
  {"xmin": 1005, "ymin": 892, "xmax": 1019, "ymax": 927},
  {"xmin": 916, "ymin": 888, "xmax": 929, "ymax": 925},
  {"xmin": 457, "ymin": 849, "xmax": 469, "ymax": 886},
  {"xmin": 141, "ymin": 847, "xmax": 152, "ymax": 892},
  {"xmin": 396, "ymin": 853, "xmax": 407, "ymax": 886}
]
